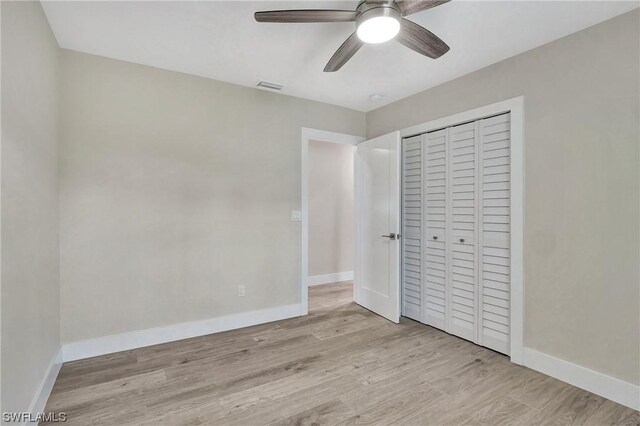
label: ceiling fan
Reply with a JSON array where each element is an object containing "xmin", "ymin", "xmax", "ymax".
[{"xmin": 255, "ymin": 0, "xmax": 451, "ymax": 72}]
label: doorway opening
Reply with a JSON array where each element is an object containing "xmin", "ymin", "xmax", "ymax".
[
  {"xmin": 301, "ymin": 128, "xmax": 364, "ymax": 315},
  {"xmin": 308, "ymin": 139, "xmax": 356, "ymax": 313}
]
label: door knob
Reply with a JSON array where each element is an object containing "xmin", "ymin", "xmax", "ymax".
[{"xmin": 381, "ymin": 233, "xmax": 399, "ymax": 240}]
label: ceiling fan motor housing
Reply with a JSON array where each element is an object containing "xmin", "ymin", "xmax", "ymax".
[{"xmin": 356, "ymin": 1, "xmax": 402, "ymax": 27}]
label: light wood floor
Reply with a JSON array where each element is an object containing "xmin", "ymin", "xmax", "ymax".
[{"xmin": 45, "ymin": 282, "xmax": 639, "ymax": 425}]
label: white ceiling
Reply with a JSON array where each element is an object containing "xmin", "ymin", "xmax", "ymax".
[{"xmin": 42, "ymin": 1, "xmax": 638, "ymax": 112}]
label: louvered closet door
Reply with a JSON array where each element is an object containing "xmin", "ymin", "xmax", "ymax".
[
  {"xmin": 447, "ymin": 122, "xmax": 478, "ymax": 342},
  {"xmin": 423, "ymin": 129, "xmax": 447, "ymax": 329},
  {"xmin": 479, "ymin": 113, "xmax": 511, "ymax": 354},
  {"xmin": 400, "ymin": 113, "xmax": 512, "ymax": 356},
  {"xmin": 401, "ymin": 135, "xmax": 422, "ymax": 321}
]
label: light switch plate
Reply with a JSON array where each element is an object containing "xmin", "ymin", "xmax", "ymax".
[{"xmin": 291, "ymin": 210, "xmax": 302, "ymax": 222}]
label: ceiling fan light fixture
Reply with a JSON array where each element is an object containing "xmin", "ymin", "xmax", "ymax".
[
  {"xmin": 357, "ymin": 16, "xmax": 400, "ymax": 44},
  {"xmin": 356, "ymin": 4, "xmax": 401, "ymax": 44}
]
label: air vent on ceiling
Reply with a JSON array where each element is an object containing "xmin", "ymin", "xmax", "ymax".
[{"xmin": 257, "ymin": 81, "xmax": 283, "ymax": 91}]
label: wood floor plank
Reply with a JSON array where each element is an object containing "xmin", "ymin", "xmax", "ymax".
[
  {"xmin": 463, "ymin": 395, "xmax": 540, "ymax": 426},
  {"xmin": 59, "ymin": 350, "xmax": 138, "ymax": 377},
  {"xmin": 585, "ymin": 400, "xmax": 640, "ymax": 426},
  {"xmin": 339, "ymin": 367, "xmax": 440, "ymax": 414},
  {"xmin": 428, "ymin": 348, "xmax": 508, "ymax": 395},
  {"xmin": 508, "ymin": 372, "xmax": 572, "ymax": 410},
  {"xmin": 398, "ymin": 363, "xmax": 540, "ymax": 425},
  {"xmin": 338, "ymin": 386, "xmax": 445, "ymax": 425},
  {"xmin": 353, "ymin": 333, "xmax": 465, "ymax": 385},
  {"xmin": 536, "ymin": 386, "xmax": 607, "ymax": 426},
  {"xmin": 212, "ymin": 375, "xmax": 363, "ymax": 426},
  {"xmin": 270, "ymin": 399, "xmax": 354, "ymax": 426},
  {"xmin": 46, "ymin": 370, "xmax": 166, "ymax": 411},
  {"xmin": 43, "ymin": 281, "xmax": 638, "ymax": 425}
]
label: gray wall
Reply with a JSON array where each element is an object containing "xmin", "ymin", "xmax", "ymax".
[
  {"xmin": 308, "ymin": 140, "xmax": 355, "ymax": 277},
  {"xmin": 1, "ymin": 1, "xmax": 60, "ymax": 413},
  {"xmin": 367, "ymin": 10, "xmax": 639, "ymax": 385},
  {"xmin": 59, "ymin": 50, "xmax": 366, "ymax": 343}
]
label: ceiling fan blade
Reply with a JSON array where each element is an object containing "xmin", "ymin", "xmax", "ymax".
[
  {"xmin": 255, "ymin": 10, "xmax": 357, "ymax": 23},
  {"xmin": 396, "ymin": 18, "xmax": 449, "ymax": 59},
  {"xmin": 324, "ymin": 32, "xmax": 364, "ymax": 72},
  {"xmin": 395, "ymin": 0, "xmax": 450, "ymax": 16}
]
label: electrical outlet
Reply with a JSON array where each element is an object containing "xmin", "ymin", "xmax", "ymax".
[
  {"xmin": 291, "ymin": 210, "xmax": 302, "ymax": 222},
  {"xmin": 237, "ymin": 285, "xmax": 246, "ymax": 297}
]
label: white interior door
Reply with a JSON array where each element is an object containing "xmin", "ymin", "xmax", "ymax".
[{"xmin": 354, "ymin": 131, "xmax": 400, "ymax": 323}]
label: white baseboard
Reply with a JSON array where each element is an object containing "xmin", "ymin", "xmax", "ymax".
[
  {"xmin": 62, "ymin": 304, "xmax": 301, "ymax": 362},
  {"xmin": 26, "ymin": 347, "xmax": 62, "ymax": 422},
  {"xmin": 308, "ymin": 271, "xmax": 353, "ymax": 286},
  {"xmin": 523, "ymin": 347, "xmax": 639, "ymax": 411}
]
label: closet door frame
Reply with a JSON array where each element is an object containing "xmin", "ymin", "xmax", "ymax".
[{"xmin": 399, "ymin": 97, "xmax": 524, "ymax": 365}]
